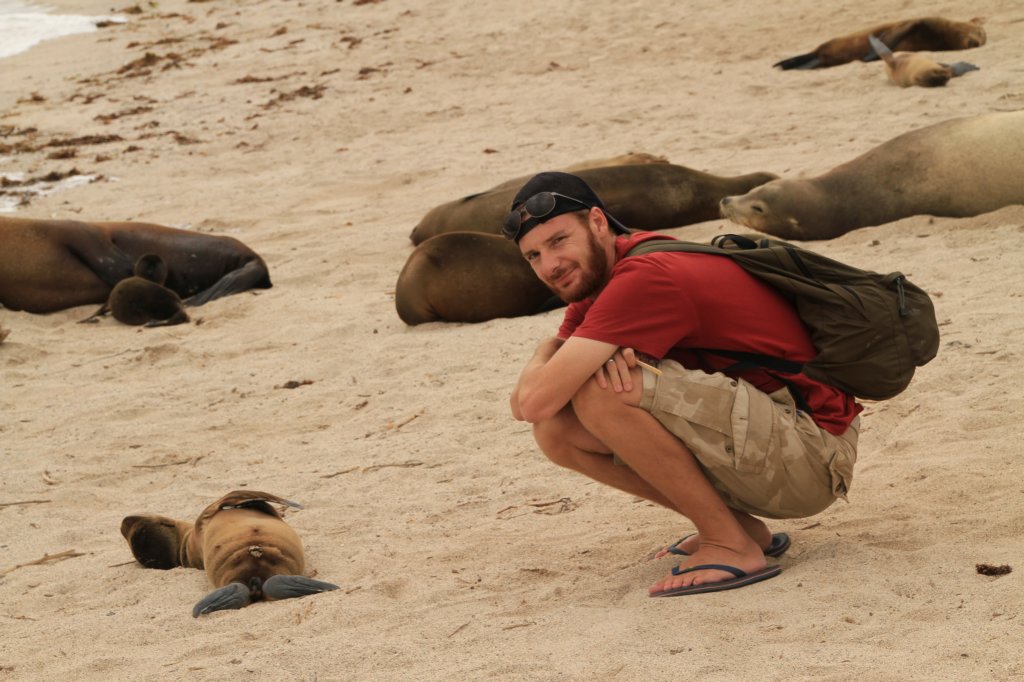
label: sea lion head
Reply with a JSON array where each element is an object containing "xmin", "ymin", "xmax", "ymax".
[
  {"xmin": 132, "ymin": 253, "xmax": 169, "ymax": 284},
  {"xmin": 719, "ymin": 180, "xmax": 803, "ymax": 238},
  {"xmin": 961, "ymin": 18, "xmax": 987, "ymax": 49}
]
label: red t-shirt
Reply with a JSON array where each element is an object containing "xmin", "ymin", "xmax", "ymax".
[{"xmin": 558, "ymin": 232, "xmax": 862, "ymax": 435}]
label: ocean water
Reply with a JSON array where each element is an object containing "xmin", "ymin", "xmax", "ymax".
[
  {"xmin": 0, "ymin": 0, "xmax": 122, "ymax": 60},
  {"xmin": 1, "ymin": 1, "xmax": 120, "ymax": 212}
]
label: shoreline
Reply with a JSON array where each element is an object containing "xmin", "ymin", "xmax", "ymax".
[{"xmin": 0, "ymin": 0, "xmax": 122, "ymax": 60}]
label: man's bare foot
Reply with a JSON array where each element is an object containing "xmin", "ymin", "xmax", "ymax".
[{"xmin": 649, "ymin": 543, "xmax": 769, "ymax": 596}]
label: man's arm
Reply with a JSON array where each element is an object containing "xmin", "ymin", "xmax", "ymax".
[{"xmin": 510, "ymin": 335, "xmax": 622, "ymax": 423}]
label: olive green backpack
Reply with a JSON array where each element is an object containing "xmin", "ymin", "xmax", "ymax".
[{"xmin": 626, "ymin": 234, "xmax": 940, "ymax": 401}]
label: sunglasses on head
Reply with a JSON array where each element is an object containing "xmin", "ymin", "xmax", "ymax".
[{"xmin": 502, "ymin": 191, "xmax": 592, "ymax": 241}]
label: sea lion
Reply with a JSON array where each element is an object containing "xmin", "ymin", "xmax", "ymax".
[
  {"xmin": 719, "ymin": 111, "xmax": 1024, "ymax": 240},
  {"xmin": 774, "ymin": 16, "xmax": 986, "ymax": 70},
  {"xmin": 867, "ymin": 35, "xmax": 978, "ymax": 87},
  {"xmin": 410, "ymin": 163, "xmax": 778, "ymax": 245},
  {"xmin": 120, "ymin": 490, "xmax": 339, "ymax": 617},
  {"xmin": 0, "ymin": 217, "xmax": 272, "ymax": 314},
  {"xmin": 484, "ymin": 152, "xmax": 669, "ymax": 193},
  {"xmin": 396, "ymin": 231, "xmax": 562, "ymax": 325},
  {"xmin": 81, "ymin": 254, "xmax": 190, "ymax": 326}
]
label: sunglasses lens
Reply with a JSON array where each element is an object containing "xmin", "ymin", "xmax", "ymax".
[
  {"xmin": 524, "ymin": 192, "xmax": 557, "ymax": 219},
  {"xmin": 503, "ymin": 192, "xmax": 588, "ymax": 241},
  {"xmin": 502, "ymin": 211, "xmax": 523, "ymax": 240}
]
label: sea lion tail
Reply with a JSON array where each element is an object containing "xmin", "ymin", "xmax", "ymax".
[
  {"xmin": 772, "ymin": 52, "xmax": 821, "ymax": 70},
  {"xmin": 192, "ymin": 582, "xmax": 252, "ymax": 617},
  {"xmin": 262, "ymin": 575, "xmax": 341, "ymax": 601}
]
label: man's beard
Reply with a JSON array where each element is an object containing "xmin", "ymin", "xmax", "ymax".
[{"xmin": 548, "ymin": 230, "xmax": 610, "ymax": 303}]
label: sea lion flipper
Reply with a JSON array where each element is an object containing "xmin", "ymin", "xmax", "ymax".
[
  {"xmin": 192, "ymin": 582, "xmax": 251, "ymax": 617},
  {"xmin": 214, "ymin": 490, "xmax": 303, "ymax": 510},
  {"xmin": 262, "ymin": 575, "xmax": 340, "ymax": 601},
  {"xmin": 142, "ymin": 308, "xmax": 190, "ymax": 327},
  {"xmin": 184, "ymin": 259, "xmax": 271, "ymax": 307},
  {"xmin": 947, "ymin": 61, "xmax": 980, "ymax": 76},
  {"xmin": 62, "ymin": 221, "xmax": 137, "ymax": 288},
  {"xmin": 871, "ymin": 20, "xmax": 922, "ymax": 58},
  {"xmin": 195, "ymin": 490, "xmax": 304, "ymax": 531},
  {"xmin": 867, "ymin": 35, "xmax": 893, "ymax": 62},
  {"xmin": 772, "ymin": 53, "xmax": 820, "ymax": 70},
  {"xmin": 77, "ymin": 302, "xmax": 111, "ymax": 324}
]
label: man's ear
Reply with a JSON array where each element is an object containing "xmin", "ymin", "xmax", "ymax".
[{"xmin": 588, "ymin": 207, "xmax": 609, "ymax": 234}]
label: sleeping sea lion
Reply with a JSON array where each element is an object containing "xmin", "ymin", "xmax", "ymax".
[
  {"xmin": 483, "ymin": 152, "xmax": 669, "ymax": 193},
  {"xmin": 396, "ymin": 231, "xmax": 562, "ymax": 325},
  {"xmin": 867, "ymin": 35, "xmax": 978, "ymax": 87},
  {"xmin": 120, "ymin": 490, "xmax": 339, "ymax": 617},
  {"xmin": 0, "ymin": 217, "xmax": 271, "ymax": 314},
  {"xmin": 81, "ymin": 254, "xmax": 189, "ymax": 326},
  {"xmin": 774, "ymin": 16, "xmax": 986, "ymax": 70},
  {"xmin": 410, "ymin": 163, "xmax": 778, "ymax": 245},
  {"xmin": 719, "ymin": 111, "xmax": 1024, "ymax": 240}
]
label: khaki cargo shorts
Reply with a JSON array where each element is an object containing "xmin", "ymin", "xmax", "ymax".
[{"xmin": 638, "ymin": 359, "xmax": 859, "ymax": 520}]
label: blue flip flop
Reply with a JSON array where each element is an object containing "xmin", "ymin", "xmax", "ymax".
[
  {"xmin": 650, "ymin": 563, "xmax": 783, "ymax": 597},
  {"xmin": 663, "ymin": 532, "xmax": 791, "ymax": 559}
]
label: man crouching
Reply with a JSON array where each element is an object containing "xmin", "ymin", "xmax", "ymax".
[{"xmin": 506, "ymin": 172, "xmax": 860, "ymax": 597}]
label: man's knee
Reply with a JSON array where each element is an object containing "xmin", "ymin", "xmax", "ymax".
[{"xmin": 531, "ymin": 414, "xmax": 576, "ymax": 468}]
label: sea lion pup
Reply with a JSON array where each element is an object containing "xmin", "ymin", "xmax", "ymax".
[
  {"xmin": 120, "ymin": 490, "xmax": 339, "ymax": 617},
  {"xmin": 774, "ymin": 16, "xmax": 986, "ymax": 70},
  {"xmin": 81, "ymin": 254, "xmax": 189, "ymax": 326},
  {"xmin": 410, "ymin": 164, "xmax": 778, "ymax": 245},
  {"xmin": 867, "ymin": 35, "xmax": 978, "ymax": 87},
  {"xmin": 396, "ymin": 231, "xmax": 562, "ymax": 324},
  {"xmin": 0, "ymin": 217, "xmax": 272, "ymax": 314},
  {"xmin": 719, "ymin": 110, "xmax": 1024, "ymax": 240}
]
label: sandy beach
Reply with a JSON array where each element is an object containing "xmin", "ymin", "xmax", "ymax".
[{"xmin": 2, "ymin": 0, "xmax": 1023, "ymax": 679}]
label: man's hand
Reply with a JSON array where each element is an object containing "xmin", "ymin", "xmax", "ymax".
[{"xmin": 595, "ymin": 347, "xmax": 638, "ymax": 393}]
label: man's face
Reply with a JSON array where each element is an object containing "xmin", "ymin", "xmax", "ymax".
[{"xmin": 517, "ymin": 210, "xmax": 611, "ymax": 303}]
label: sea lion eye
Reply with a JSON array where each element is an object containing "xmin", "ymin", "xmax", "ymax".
[{"xmin": 751, "ymin": 204, "xmax": 765, "ymax": 214}]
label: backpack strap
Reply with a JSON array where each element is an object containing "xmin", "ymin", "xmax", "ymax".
[{"xmin": 692, "ymin": 349, "xmax": 813, "ymax": 415}]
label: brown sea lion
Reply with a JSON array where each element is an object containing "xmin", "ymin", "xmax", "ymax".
[
  {"xmin": 0, "ymin": 217, "xmax": 271, "ymax": 314},
  {"xmin": 396, "ymin": 231, "xmax": 562, "ymax": 325},
  {"xmin": 120, "ymin": 490, "xmax": 339, "ymax": 617},
  {"xmin": 719, "ymin": 111, "xmax": 1024, "ymax": 240},
  {"xmin": 484, "ymin": 152, "xmax": 669, "ymax": 193},
  {"xmin": 867, "ymin": 35, "xmax": 978, "ymax": 87},
  {"xmin": 774, "ymin": 16, "xmax": 986, "ymax": 70},
  {"xmin": 81, "ymin": 254, "xmax": 190, "ymax": 326},
  {"xmin": 409, "ymin": 163, "xmax": 778, "ymax": 245}
]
